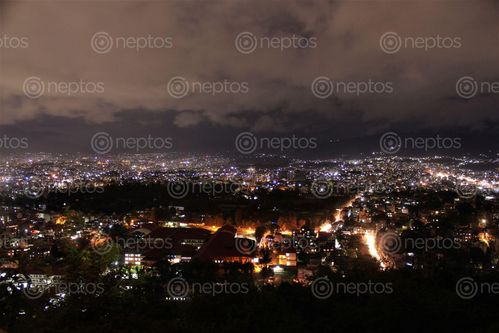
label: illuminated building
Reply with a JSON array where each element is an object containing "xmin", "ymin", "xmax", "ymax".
[
  {"xmin": 196, "ymin": 225, "xmax": 255, "ymax": 263},
  {"xmin": 124, "ymin": 253, "xmax": 143, "ymax": 266}
]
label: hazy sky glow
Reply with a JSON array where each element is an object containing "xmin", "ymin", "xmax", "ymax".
[{"xmin": 0, "ymin": 0, "xmax": 497, "ymax": 154}]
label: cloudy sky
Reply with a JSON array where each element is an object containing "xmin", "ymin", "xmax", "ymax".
[{"xmin": 0, "ymin": 0, "xmax": 497, "ymax": 155}]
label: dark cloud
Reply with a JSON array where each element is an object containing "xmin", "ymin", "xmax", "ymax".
[{"xmin": 0, "ymin": 0, "xmax": 497, "ymax": 154}]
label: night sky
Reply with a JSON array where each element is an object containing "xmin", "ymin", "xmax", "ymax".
[{"xmin": 0, "ymin": 0, "xmax": 497, "ymax": 155}]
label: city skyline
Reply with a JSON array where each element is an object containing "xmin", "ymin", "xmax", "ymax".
[{"xmin": 0, "ymin": 1, "xmax": 498, "ymax": 332}]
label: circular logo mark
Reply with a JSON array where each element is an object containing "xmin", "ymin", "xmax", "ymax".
[
  {"xmin": 23, "ymin": 76, "xmax": 45, "ymax": 99},
  {"xmin": 91, "ymin": 32, "xmax": 113, "ymax": 54},
  {"xmin": 18, "ymin": 274, "xmax": 46, "ymax": 300},
  {"xmin": 235, "ymin": 32, "xmax": 258, "ymax": 54},
  {"xmin": 379, "ymin": 231, "xmax": 401, "ymax": 255},
  {"xmin": 234, "ymin": 132, "xmax": 258, "ymax": 155},
  {"xmin": 311, "ymin": 277, "xmax": 333, "ymax": 299},
  {"xmin": 167, "ymin": 76, "xmax": 189, "ymax": 99},
  {"xmin": 90, "ymin": 132, "xmax": 113, "ymax": 154},
  {"xmin": 456, "ymin": 76, "xmax": 478, "ymax": 99},
  {"xmin": 23, "ymin": 177, "xmax": 46, "ymax": 199},
  {"xmin": 456, "ymin": 277, "xmax": 478, "ymax": 300},
  {"xmin": 379, "ymin": 132, "xmax": 402, "ymax": 154},
  {"xmin": 235, "ymin": 237, "xmax": 257, "ymax": 255},
  {"xmin": 167, "ymin": 180, "xmax": 190, "ymax": 199},
  {"xmin": 166, "ymin": 277, "xmax": 189, "ymax": 298},
  {"xmin": 296, "ymin": 237, "xmax": 317, "ymax": 252},
  {"xmin": 455, "ymin": 183, "xmax": 477, "ymax": 199},
  {"xmin": 91, "ymin": 234, "xmax": 114, "ymax": 256},
  {"xmin": 379, "ymin": 32, "xmax": 402, "ymax": 54},
  {"xmin": 310, "ymin": 180, "xmax": 334, "ymax": 199},
  {"xmin": 311, "ymin": 76, "xmax": 333, "ymax": 99}
]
